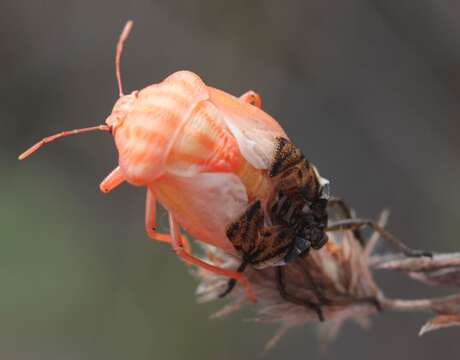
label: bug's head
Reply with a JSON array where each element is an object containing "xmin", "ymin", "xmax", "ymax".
[
  {"xmin": 105, "ymin": 92, "xmax": 137, "ymax": 129},
  {"xmin": 102, "ymin": 86, "xmax": 168, "ymax": 188},
  {"xmin": 102, "ymin": 20, "xmax": 177, "ymax": 188},
  {"xmin": 18, "ymin": 21, "xmax": 150, "ymax": 193}
]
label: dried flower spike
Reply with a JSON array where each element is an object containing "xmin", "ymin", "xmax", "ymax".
[{"xmin": 195, "ymin": 214, "xmax": 459, "ymax": 349}]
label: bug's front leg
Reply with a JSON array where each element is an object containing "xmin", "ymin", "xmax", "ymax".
[
  {"xmin": 239, "ymin": 90, "xmax": 262, "ymax": 108},
  {"xmin": 167, "ymin": 212, "xmax": 257, "ymax": 303},
  {"xmin": 145, "ymin": 188, "xmax": 191, "ymax": 253},
  {"xmin": 100, "ymin": 166, "xmax": 125, "ymax": 193}
]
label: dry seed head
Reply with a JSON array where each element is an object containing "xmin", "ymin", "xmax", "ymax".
[
  {"xmin": 195, "ymin": 230, "xmax": 382, "ymax": 347},
  {"xmin": 194, "ymin": 212, "xmax": 460, "ymax": 348}
]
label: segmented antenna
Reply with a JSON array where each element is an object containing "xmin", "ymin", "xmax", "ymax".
[
  {"xmin": 18, "ymin": 125, "xmax": 111, "ymax": 160},
  {"xmin": 115, "ymin": 20, "xmax": 134, "ymax": 97},
  {"xmin": 18, "ymin": 21, "xmax": 135, "ymax": 161}
]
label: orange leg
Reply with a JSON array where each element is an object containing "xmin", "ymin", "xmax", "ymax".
[
  {"xmin": 145, "ymin": 188, "xmax": 191, "ymax": 253},
  {"xmin": 239, "ymin": 90, "xmax": 262, "ymax": 108},
  {"xmin": 100, "ymin": 166, "xmax": 125, "ymax": 193},
  {"xmin": 168, "ymin": 212, "xmax": 257, "ymax": 303}
]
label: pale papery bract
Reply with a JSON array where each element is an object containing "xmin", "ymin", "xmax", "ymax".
[
  {"xmin": 194, "ymin": 214, "xmax": 460, "ymax": 349},
  {"xmin": 195, "ymin": 230, "xmax": 382, "ymax": 349}
]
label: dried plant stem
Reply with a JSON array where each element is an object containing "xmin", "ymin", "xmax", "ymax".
[
  {"xmin": 371, "ymin": 252, "xmax": 460, "ymax": 270},
  {"xmin": 380, "ymin": 294, "xmax": 460, "ymax": 313},
  {"xmin": 195, "ymin": 220, "xmax": 460, "ymax": 344},
  {"xmin": 371, "ymin": 252, "xmax": 460, "ymax": 316}
]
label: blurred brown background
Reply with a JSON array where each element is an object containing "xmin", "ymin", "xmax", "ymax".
[{"xmin": 1, "ymin": 0, "xmax": 460, "ymax": 359}]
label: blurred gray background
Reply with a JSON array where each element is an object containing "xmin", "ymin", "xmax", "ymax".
[{"xmin": 1, "ymin": 0, "xmax": 460, "ymax": 359}]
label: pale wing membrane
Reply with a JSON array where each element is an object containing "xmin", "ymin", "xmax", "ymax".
[
  {"xmin": 165, "ymin": 100, "xmax": 242, "ymax": 177},
  {"xmin": 209, "ymin": 87, "xmax": 288, "ymax": 170},
  {"xmin": 153, "ymin": 172, "xmax": 249, "ymax": 254}
]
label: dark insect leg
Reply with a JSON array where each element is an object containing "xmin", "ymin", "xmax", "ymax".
[
  {"xmin": 300, "ymin": 261, "xmax": 382, "ymax": 312},
  {"xmin": 327, "ymin": 197, "xmax": 365, "ymax": 246},
  {"xmin": 298, "ymin": 263, "xmax": 330, "ymax": 305},
  {"xmin": 219, "ymin": 261, "xmax": 248, "ymax": 298},
  {"xmin": 276, "ymin": 267, "xmax": 325, "ymax": 322},
  {"xmin": 327, "ymin": 197, "xmax": 355, "ymax": 219},
  {"xmin": 326, "ymin": 218, "xmax": 432, "ymax": 257}
]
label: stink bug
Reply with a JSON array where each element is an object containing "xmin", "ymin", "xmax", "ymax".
[{"xmin": 19, "ymin": 21, "xmax": 430, "ymax": 304}]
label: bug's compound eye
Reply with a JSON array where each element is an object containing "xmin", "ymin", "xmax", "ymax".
[
  {"xmin": 105, "ymin": 115, "xmax": 121, "ymax": 130},
  {"xmin": 248, "ymin": 95, "xmax": 258, "ymax": 106}
]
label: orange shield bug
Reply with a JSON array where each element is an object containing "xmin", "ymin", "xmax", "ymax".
[{"xmin": 19, "ymin": 21, "xmax": 430, "ymax": 305}]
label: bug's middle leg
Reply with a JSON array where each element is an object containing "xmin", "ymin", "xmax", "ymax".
[
  {"xmin": 167, "ymin": 212, "xmax": 257, "ymax": 303},
  {"xmin": 145, "ymin": 188, "xmax": 191, "ymax": 253}
]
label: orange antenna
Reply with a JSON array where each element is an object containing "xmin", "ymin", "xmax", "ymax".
[
  {"xmin": 18, "ymin": 124, "xmax": 111, "ymax": 160},
  {"xmin": 115, "ymin": 20, "xmax": 134, "ymax": 97}
]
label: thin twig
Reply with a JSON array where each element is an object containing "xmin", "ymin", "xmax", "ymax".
[
  {"xmin": 380, "ymin": 293, "xmax": 460, "ymax": 312},
  {"xmin": 372, "ymin": 252, "xmax": 460, "ymax": 271}
]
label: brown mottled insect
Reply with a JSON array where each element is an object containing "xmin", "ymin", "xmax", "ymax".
[
  {"xmin": 220, "ymin": 137, "xmax": 432, "ymax": 310},
  {"xmin": 225, "ymin": 138, "xmax": 328, "ymax": 268}
]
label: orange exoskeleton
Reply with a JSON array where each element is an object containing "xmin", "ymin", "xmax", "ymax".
[
  {"xmin": 18, "ymin": 21, "xmax": 288, "ymax": 301},
  {"xmin": 19, "ymin": 21, "xmax": 429, "ymax": 304}
]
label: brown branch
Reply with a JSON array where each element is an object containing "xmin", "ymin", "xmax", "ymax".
[
  {"xmin": 380, "ymin": 293, "xmax": 460, "ymax": 312},
  {"xmin": 371, "ymin": 252, "xmax": 460, "ymax": 271}
]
